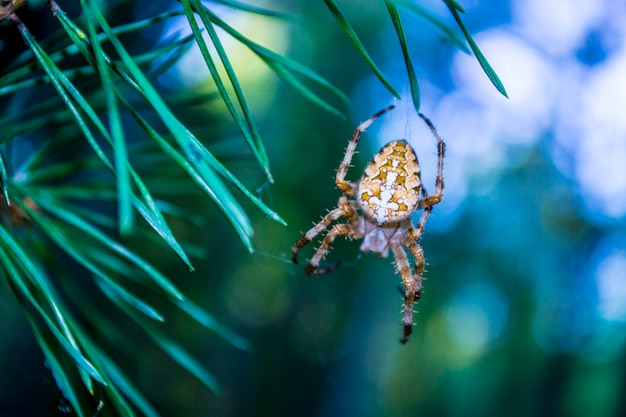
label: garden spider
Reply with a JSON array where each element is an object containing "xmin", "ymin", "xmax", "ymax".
[{"xmin": 291, "ymin": 105, "xmax": 445, "ymax": 344}]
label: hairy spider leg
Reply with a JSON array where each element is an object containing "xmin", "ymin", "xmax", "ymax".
[
  {"xmin": 417, "ymin": 112, "xmax": 446, "ymax": 208},
  {"xmin": 390, "ymin": 233, "xmax": 425, "ymax": 344},
  {"xmin": 336, "ymin": 105, "xmax": 395, "ymax": 193},
  {"xmin": 407, "ymin": 204, "xmax": 432, "ymax": 242},
  {"xmin": 394, "ymin": 198, "xmax": 433, "ymax": 343},
  {"xmin": 292, "ymin": 205, "xmax": 347, "ymax": 263},
  {"xmin": 304, "ymin": 223, "xmax": 363, "ymax": 275},
  {"xmin": 291, "ymin": 197, "xmax": 358, "ymax": 269},
  {"xmin": 392, "ymin": 112, "xmax": 444, "ymax": 343},
  {"xmin": 400, "ymin": 235, "xmax": 426, "ymax": 343}
]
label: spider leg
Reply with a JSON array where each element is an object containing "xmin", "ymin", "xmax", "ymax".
[
  {"xmin": 305, "ymin": 223, "xmax": 359, "ymax": 275},
  {"xmin": 292, "ymin": 204, "xmax": 347, "ymax": 264},
  {"xmin": 417, "ymin": 113, "xmax": 445, "ymax": 208},
  {"xmin": 292, "ymin": 196, "xmax": 360, "ymax": 268},
  {"xmin": 390, "ymin": 236, "xmax": 425, "ymax": 344},
  {"xmin": 336, "ymin": 105, "xmax": 395, "ymax": 193},
  {"xmin": 406, "ymin": 205, "xmax": 432, "ymax": 242}
]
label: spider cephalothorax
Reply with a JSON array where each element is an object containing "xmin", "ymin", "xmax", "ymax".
[{"xmin": 292, "ymin": 105, "xmax": 445, "ymax": 344}]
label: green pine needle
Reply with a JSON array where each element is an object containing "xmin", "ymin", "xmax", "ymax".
[
  {"xmin": 83, "ymin": 0, "xmax": 134, "ymax": 235},
  {"xmin": 442, "ymin": 0, "xmax": 508, "ymax": 98},
  {"xmin": 0, "ymin": 151, "xmax": 9, "ymax": 205},
  {"xmin": 397, "ymin": 0, "xmax": 470, "ymax": 53},
  {"xmin": 385, "ymin": 0, "xmax": 421, "ymax": 111},
  {"xmin": 323, "ymin": 0, "xmax": 401, "ymax": 99}
]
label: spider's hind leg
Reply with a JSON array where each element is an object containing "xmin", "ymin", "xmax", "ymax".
[{"xmin": 391, "ymin": 237, "xmax": 425, "ymax": 344}]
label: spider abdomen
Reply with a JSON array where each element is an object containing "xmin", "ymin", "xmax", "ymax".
[{"xmin": 357, "ymin": 140, "xmax": 421, "ymax": 225}]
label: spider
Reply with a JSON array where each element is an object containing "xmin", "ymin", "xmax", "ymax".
[{"xmin": 291, "ymin": 105, "xmax": 445, "ymax": 344}]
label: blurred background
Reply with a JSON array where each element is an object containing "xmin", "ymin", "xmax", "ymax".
[{"xmin": 2, "ymin": 0, "xmax": 626, "ymax": 416}]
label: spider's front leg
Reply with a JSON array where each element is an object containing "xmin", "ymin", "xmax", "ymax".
[
  {"xmin": 407, "ymin": 202, "xmax": 433, "ymax": 243},
  {"xmin": 417, "ymin": 112, "xmax": 446, "ymax": 208},
  {"xmin": 304, "ymin": 223, "xmax": 359, "ymax": 275},
  {"xmin": 335, "ymin": 105, "xmax": 395, "ymax": 193},
  {"xmin": 292, "ymin": 196, "xmax": 356, "ymax": 273},
  {"xmin": 390, "ymin": 235, "xmax": 425, "ymax": 344}
]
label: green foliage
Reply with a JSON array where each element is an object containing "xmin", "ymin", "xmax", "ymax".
[
  {"xmin": 322, "ymin": 0, "xmax": 401, "ymax": 99},
  {"xmin": 442, "ymin": 0, "xmax": 508, "ymax": 97},
  {"xmin": 384, "ymin": 0, "xmax": 421, "ymax": 110},
  {"xmin": 0, "ymin": 0, "xmax": 505, "ymax": 415},
  {"xmin": 324, "ymin": 0, "xmax": 508, "ymax": 110}
]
